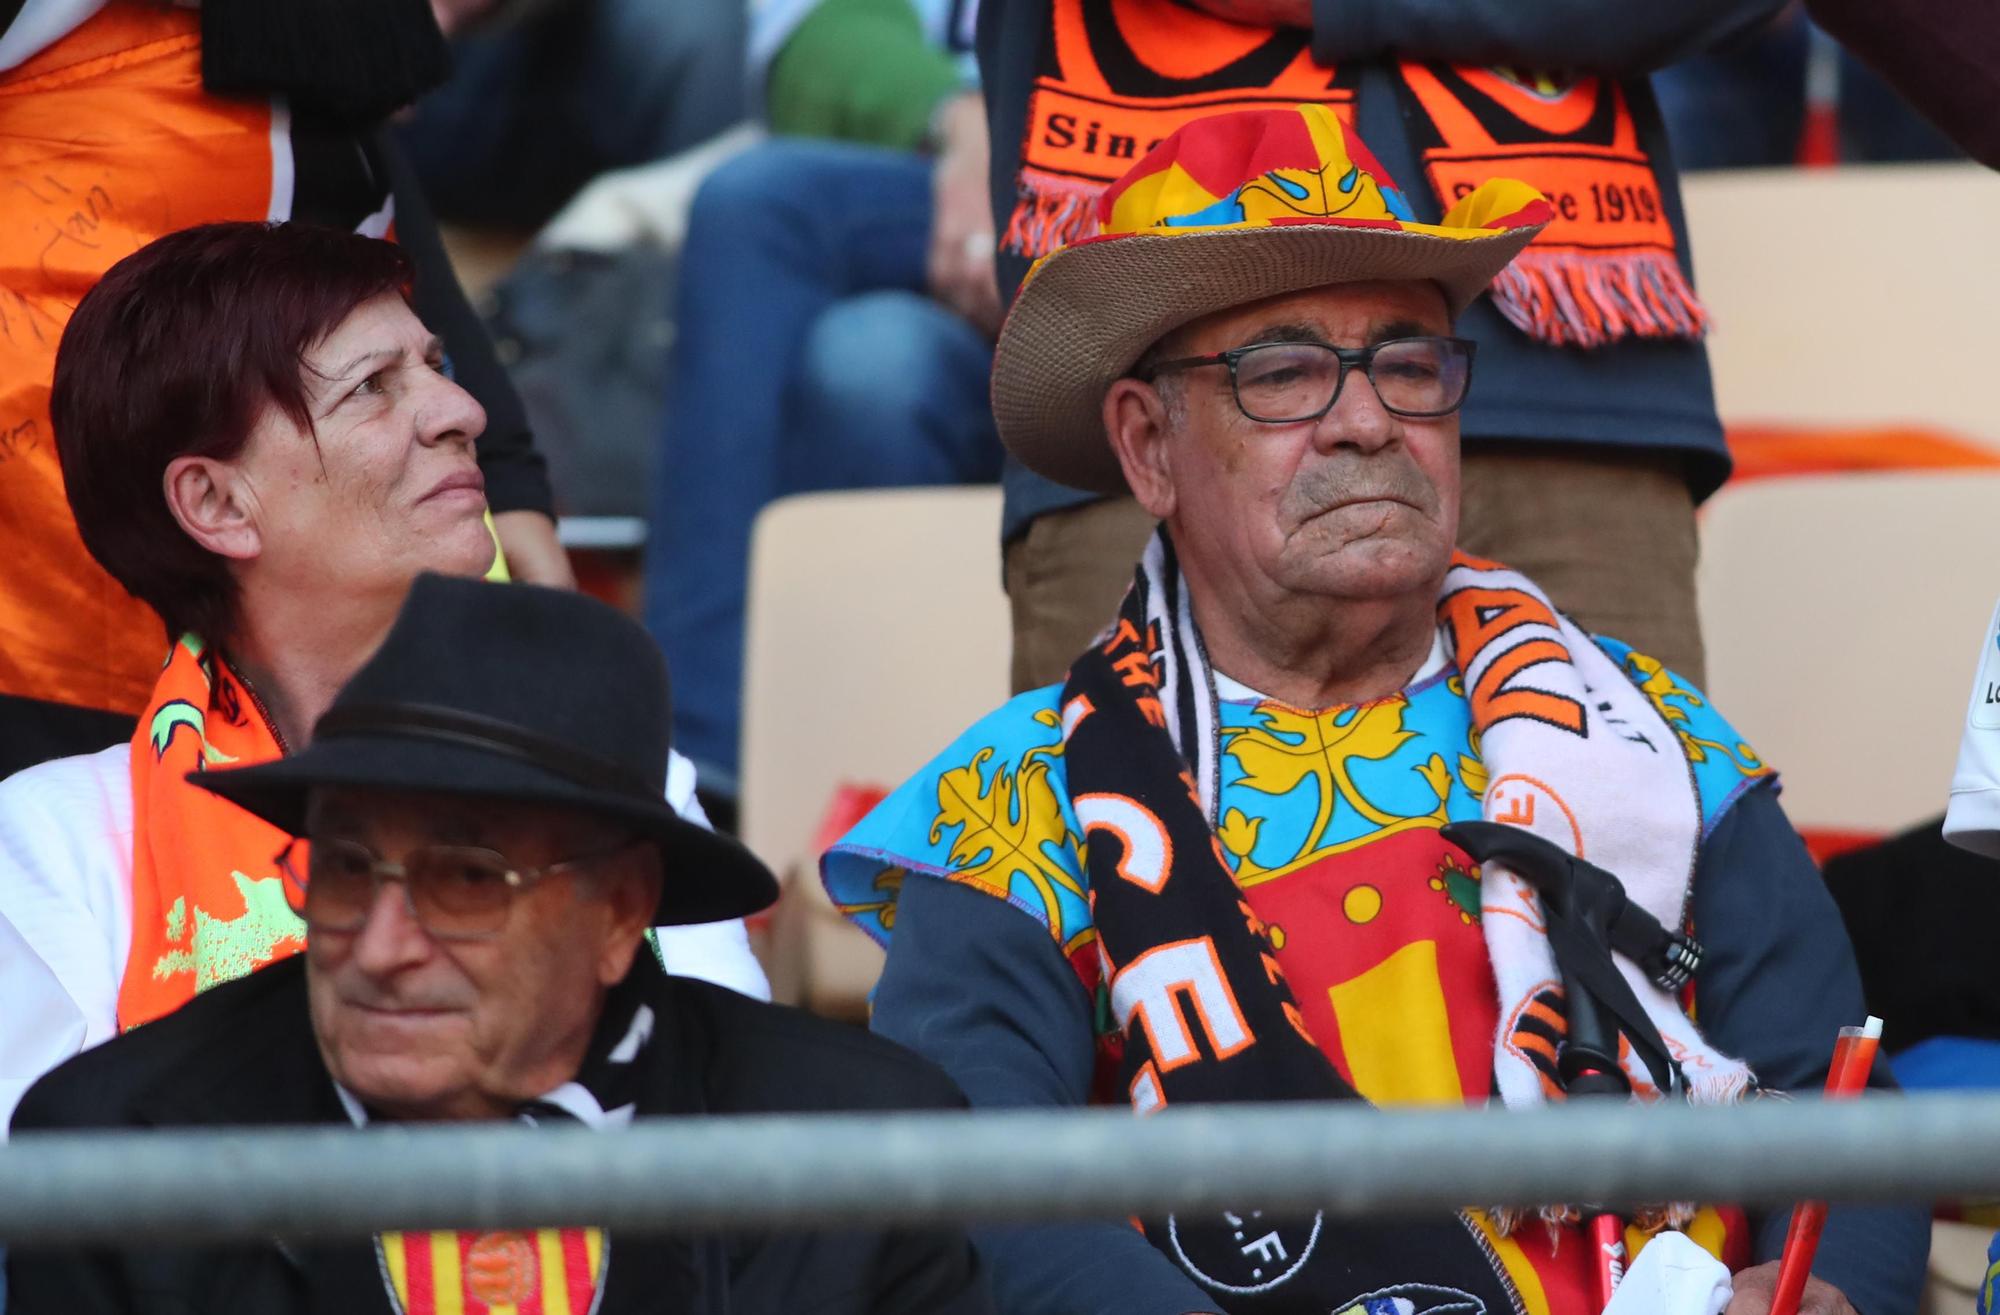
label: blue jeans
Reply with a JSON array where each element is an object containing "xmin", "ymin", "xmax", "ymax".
[
  {"xmin": 396, "ymin": 0, "xmax": 747, "ymax": 227},
  {"xmin": 642, "ymin": 140, "xmax": 1003, "ymax": 794}
]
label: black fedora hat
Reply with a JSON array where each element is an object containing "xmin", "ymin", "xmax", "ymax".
[{"xmin": 193, "ymin": 573, "xmax": 778, "ymax": 926}]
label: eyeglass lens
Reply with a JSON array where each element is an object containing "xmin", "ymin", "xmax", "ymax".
[
  {"xmin": 1233, "ymin": 337, "xmax": 1469, "ymax": 422},
  {"xmin": 290, "ymin": 838, "xmax": 520, "ymax": 937}
]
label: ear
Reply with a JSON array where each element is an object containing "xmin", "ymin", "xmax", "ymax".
[
  {"xmin": 1103, "ymin": 378, "xmax": 1177, "ymax": 520},
  {"xmin": 163, "ymin": 455, "xmax": 262, "ymax": 563},
  {"xmin": 594, "ymin": 851, "xmax": 663, "ymax": 987}
]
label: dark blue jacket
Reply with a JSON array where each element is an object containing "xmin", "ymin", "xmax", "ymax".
[{"xmin": 873, "ymin": 784, "xmax": 1932, "ymax": 1315}]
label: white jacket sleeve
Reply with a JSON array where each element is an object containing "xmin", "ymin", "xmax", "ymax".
[
  {"xmin": 655, "ymin": 749, "xmax": 772, "ymax": 1001},
  {"xmin": 0, "ymin": 912, "xmax": 86, "ymax": 1135},
  {"xmin": 1944, "ymin": 598, "xmax": 2000, "ymax": 858},
  {"xmin": 0, "ymin": 744, "xmax": 133, "ymax": 1134}
]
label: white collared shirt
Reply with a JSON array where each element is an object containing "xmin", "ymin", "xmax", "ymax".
[
  {"xmin": 332, "ymin": 1001, "xmax": 654, "ymax": 1132},
  {"xmin": 1211, "ymin": 629, "xmax": 1451, "ymax": 705}
]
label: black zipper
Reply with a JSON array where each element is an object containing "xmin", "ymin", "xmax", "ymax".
[{"xmin": 231, "ymin": 661, "xmax": 292, "ymax": 758}]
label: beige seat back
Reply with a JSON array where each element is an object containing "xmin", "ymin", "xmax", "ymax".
[
  {"xmin": 1698, "ymin": 472, "xmax": 2000, "ymax": 834},
  {"xmin": 739, "ymin": 488, "xmax": 1010, "ymax": 1013},
  {"xmin": 1684, "ymin": 162, "xmax": 2000, "ymax": 445},
  {"xmin": 1684, "ymin": 163, "xmax": 2000, "ymax": 835}
]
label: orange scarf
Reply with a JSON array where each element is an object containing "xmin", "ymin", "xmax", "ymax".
[
  {"xmin": 999, "ymin": 2, "xmax": 1707, "ymax": 353},
  {"xmin": 1400, "ymin": 64, "xmax": 1709, "ymax": 348},
  {"xmin": 119, "ymin": 635, "xmax": 305, "ymax": 1031},
  {"xmin": 1003, "ymin": 0, "xmax": 1355, "ymax": 261}
]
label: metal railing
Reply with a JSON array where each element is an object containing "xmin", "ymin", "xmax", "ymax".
[{"xmin": 1, "ymin": 1092, "xmax": 1995, "ymax": 1244}]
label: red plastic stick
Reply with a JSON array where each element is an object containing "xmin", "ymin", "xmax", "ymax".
[
  {"xmin": 1589, "ymin": 1210, "xmax": 1627, "ymax": 1310},
  {"xmin": 1766, "ymin": 1017, "xmax": 1882, "ymax": 1315}
]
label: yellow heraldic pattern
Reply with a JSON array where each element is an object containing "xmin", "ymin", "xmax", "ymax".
[
  {"xmin": 926, "ymin": 706, "xmax": 1102, "ymax": 957},
  {"xmin": 826, "ymin": 691, "xmax": 1095, "ymax": 961},
  {"xmin": 1215, "ymin": 695, "xmax": 1477, "ymax": 885},
  {"xmin": 1622, "ymin": 650, "xmax": 1770, "ymax": 778},
  {"xmin": 826, "ymin": 645, "xmax": 1767, "ymax": 948}
]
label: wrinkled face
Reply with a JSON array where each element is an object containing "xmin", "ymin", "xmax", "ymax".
[
  {"xmin": 231, "ymin": 293, "xmax": 495, "ymax": 598},
  {"xmin": 1122, "ymin": 280, "xmax": 1461, "ymax": 606},
  {"xmin": 303, "ymin": 788, "xmax": 658, "ymax": 1122}
]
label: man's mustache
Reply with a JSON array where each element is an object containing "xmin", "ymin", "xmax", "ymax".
[{"xmin": 1282, "ymin": 451, "xmax": 1440, "ymax": 523}]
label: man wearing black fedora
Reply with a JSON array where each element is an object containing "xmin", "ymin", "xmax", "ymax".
[{"xmin": 5, "ymin": 574, "xmax": 993, "ymax": 1315}]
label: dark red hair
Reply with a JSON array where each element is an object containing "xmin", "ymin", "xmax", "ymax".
[{"xmin": 51, "ymin": 222, "xmax": 413, "ymax": 643}]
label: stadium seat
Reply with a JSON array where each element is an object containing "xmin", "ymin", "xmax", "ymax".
[
  {"xmin": 1684, "ymin": 163, "xmax": 2000, "ymax": 449},
  {"xmin": 1686, "ymin": 163, "xmax": 2000, "ymax": 846},
  {"xmin": 739, "ymin": 487, "xmax": 1010, "ymax": 1016},
  {"xmin": 1698, "ymin": 471, "xmax": 2000, "ymax": 840}
]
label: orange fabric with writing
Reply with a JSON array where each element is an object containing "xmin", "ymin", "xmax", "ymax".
[
  {"xmin": 0, "ymin": 3, "xmax": 276, "ymax": 716},
  {"xmin": 1399, "ymin": 64, "xmax": 1707, "ymax": 348},
  {"xmin": 1005, "ymin": 0, "xmax": 1354, "ymax": 260}
]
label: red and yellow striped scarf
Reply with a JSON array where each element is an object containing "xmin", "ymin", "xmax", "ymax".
[{"xmin": 378, "ymin": 1228, "xmax": 607, "ymax": 1315}]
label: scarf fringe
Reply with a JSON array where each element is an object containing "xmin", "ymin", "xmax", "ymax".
[
  {"xmin": 1687, "ymin": 1069, "xmax": 1756, "ymax": 1108},
  {"xmin": 1487, "ymin": 1201, "xmax": 1701, "ymax": 1243},
  {"xmin": 1489, "ymin": 247, "xmax": 1711, "ymax": 349},
  {"xmin": 1004, "ymin": 169, "xmax": 1103, "ymax": 261}
]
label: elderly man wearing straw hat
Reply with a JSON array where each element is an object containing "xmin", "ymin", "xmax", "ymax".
[
  {"xmin": 825, "ymin": 106, "xmax": 1927, "ymax": 1315},
  {"xmin": 8, "ymin": 575, "xmax": 994, "ymax": 1315}
]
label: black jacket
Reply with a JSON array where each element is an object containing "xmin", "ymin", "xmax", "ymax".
[{"xmin": 6, "ymin": 956, "xmax": 993, "ymax": 1315}]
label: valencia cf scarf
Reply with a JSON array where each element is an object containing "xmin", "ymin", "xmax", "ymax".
[
  {"xmin": 1056, "ymin": 531, "xmax": 1759, "ymax": 1311},
  {"xmin": 1398, "ymin": 64, "xmax": 1709, "ymax": 348},
  {"xmin": 1002, "ymin": 0, "xmax": 1708, "ymax": 351},
  {"xmin": 1005, "ymin": 0, "xmax": 1355, "ymax": 260},
  {"xmin": 1057, "ymin": 538, "xmax": 1519, "ymax": 1314}
]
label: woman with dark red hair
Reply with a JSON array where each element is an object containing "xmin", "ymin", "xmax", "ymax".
[{"xmin": 0, "ymin": 223, "xmax": 764, "ymax": 1132}]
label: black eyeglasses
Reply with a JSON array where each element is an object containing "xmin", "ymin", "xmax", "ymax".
[
  {"xmin": 1141, "ymin": 335, "xmax": 1476, "ymax": 423},
  {"xmin": 279, "ymin": 835, "xmax": 638, "ymax": 941}
]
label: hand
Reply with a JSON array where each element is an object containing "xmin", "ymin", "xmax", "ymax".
[
  {"xmin": 926, "ymin": 92, "xmax": 1003, "ymax": 339},
  {"xmin": 1177, "ymin": 0, "xmax": 1312, "ymax": 26},
  {"xmin": 1724, "ymin": 1261, "xmax": 1858, "ymax": 1315},
  {"xmin": 492, "ymin": 509, "xmax": 577, "ymax": 589},
  {"xmin": 430, "ymin": 0, "xmax": 503, "ymax": 37}
]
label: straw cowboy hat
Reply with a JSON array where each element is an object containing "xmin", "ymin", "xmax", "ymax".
[
  {"xmin": 195, "ymin": 573, "xmax": 780, "ymax": 927},
  {"xmin": 991, "ymin": 102, "xmax": 1553, "ymax": 495}
]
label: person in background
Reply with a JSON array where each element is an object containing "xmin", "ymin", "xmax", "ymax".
[
  {"xmin": 1652, "ymin": 6, "xmax": 1965, "ymax": 171},
  {"xmin": 0, "ymin": 0, "xmax": 573, "ymax": 782},
  {"xmin": 6, "ymin": 573, "xmax": 993, "ymax": 1315},
  {"xmin": 0, "ymin": 223, "xmax": 765, "ymax": 1147},
  {"xmin": 642, "ymin": 0, "xmax": 1005, "ymax": 820},
  {"xmin": 825, "ymin": 105, "xmax": 1929, "ymax": 1315},
  {"xmin": 1802, "ymin": 0, "xmax": 2000, "ymax": 168},
  {"xmin": 1947, "ymin": 599, "xmax": 2000, "ymax": 859},
  {"xmin": 398, "ymin": 0, "xmax": 751, "ymax": 230},
  {"xmin": 979, "ymin": 0, "xmax": 1777, "ymax": 699}
]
